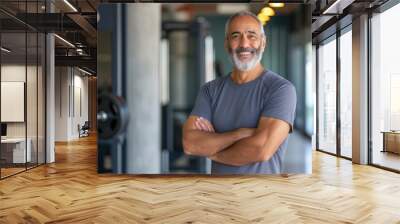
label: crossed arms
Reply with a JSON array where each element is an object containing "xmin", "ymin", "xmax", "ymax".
[{"xmin": 182, "ymin": 115, "xmax": 291, "ymax": 166}]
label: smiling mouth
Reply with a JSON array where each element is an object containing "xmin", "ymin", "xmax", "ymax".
[{"xmin": 237, "ymin": 52, "xmax": 253, "ymax": 59}]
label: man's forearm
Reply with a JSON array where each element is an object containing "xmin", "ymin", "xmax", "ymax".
[
  {"xmin": 209, "ymin": 118, "xmax": 290, "ymax": 166},
  {"xmin": 209, "ymin": 135, "xmax": 265, "ymax": 166},
  {"xmin": 182, "ymin": 129, "xmax": 253, "ymax": 157}
]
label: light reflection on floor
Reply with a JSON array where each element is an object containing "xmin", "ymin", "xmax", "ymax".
[{"xmin": 372, "ymin": 150, "xmax": 400, "ymax": 171}]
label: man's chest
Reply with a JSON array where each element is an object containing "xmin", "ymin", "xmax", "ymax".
[{"xmin": 210, "ymin": 87, "xmax": 267, "ymax": 132}]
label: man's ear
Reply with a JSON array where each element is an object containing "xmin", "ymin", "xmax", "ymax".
[
  {"xmin": 224, "ymin": 38, "xmax": 228, "ymax": 52},
  {"xmin": 261, "ymin": 35, "xmax": 267, "ymax": 51}
]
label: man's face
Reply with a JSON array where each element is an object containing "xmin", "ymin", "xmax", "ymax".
[{"xmin": 225, "ymin": 15, "xmax": 266, "ymax": 71}]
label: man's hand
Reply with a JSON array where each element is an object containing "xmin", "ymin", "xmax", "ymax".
[
  {"xmin": 194, "ymin": 117, "xmax": 215, "ymax": 132},
  {"xmin": 194, "ymin": 117, "xmax": 255, "ymax": 139},
  {"xmin": 182, "ymin": 116, "xmax": 255, "ymax": 156}
]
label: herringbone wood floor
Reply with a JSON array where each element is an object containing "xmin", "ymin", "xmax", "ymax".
[{"xmin": 1, "ymin": 135, "xmax": 400, "ymax": 223}]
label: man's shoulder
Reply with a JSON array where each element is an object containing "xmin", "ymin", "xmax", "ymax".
[
  {"xmin": 262, "ymin": 70, "xmax": 295, "ymax": 90},
  {"xmin": 201, "ymin": 75, "xmax": 230, "ymax": 90},
  {"xmin": 198, "ymin": 75, "xmax": 230, "ymax": 99}
]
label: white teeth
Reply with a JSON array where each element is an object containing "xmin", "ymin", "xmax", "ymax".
[{"xmin": 239, "ymin": 52, "xmax": 251, "ymax": 56}]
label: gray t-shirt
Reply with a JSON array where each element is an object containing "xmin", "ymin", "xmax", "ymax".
[{"xmin": 190, "ymin": 70, "xmax": 296, "ymax": 174}]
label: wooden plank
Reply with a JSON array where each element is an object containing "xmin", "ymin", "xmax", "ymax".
[{"xmin": 0, "ymin": 135, "xmax": 400, "ymax": 223}]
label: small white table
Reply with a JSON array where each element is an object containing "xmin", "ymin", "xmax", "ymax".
[{"xmin": 1, "ymin": 138, "xmax": 31, "ymax": 163}]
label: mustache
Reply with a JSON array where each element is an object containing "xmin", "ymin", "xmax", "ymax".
[{"xmin": 234, "ymin": 47, "xmax": 257, "ymax": 54}]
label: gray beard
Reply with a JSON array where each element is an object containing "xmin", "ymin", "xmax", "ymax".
[{"xmin": 230, "ymin": 47, "xmax": 264, "ymax": 72}]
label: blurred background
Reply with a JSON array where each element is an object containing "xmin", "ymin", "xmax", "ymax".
[
  {"xmin": 97, "ymin": 3, "xmax": 312, "ymax": 174},
  {"xmin": 1, "ymin": 0, "xmax": 399, "ymax": 180}
]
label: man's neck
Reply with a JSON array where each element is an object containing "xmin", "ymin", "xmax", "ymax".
[{"xmin": 231, "ymin": 64, "xmax": 265, "ymax": 84}]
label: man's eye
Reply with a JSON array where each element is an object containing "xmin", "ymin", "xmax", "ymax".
[
  {"xmin": 248, "ymin": 34, "xmax": 257, "ymax": 40},
  {"xmin": 231, "ymin": 34, "xmax": 239, "ymax": 39}
]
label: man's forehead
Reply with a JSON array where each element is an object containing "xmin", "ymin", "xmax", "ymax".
[
  {"xmin": 230, "ymin": 29, "xmax": 258, "ymax": 34},
  {"xmin": 228, "ymin": 16, "xmax": 260, "ymax": 33}
]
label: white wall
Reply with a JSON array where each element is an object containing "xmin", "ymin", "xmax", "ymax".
[
  {"xmin": 1, "ymin": 63, "xmax": 46, "ymax": 164},
  {"xmin": 1, "ymin": 65, "xmax": 39, "ymax": 138},
  {"xmin": 71, "ymin": 72, "xmax": 89, "ymax": 138},
  {"xmin": 54, "ymin": 67, "xmax": 89, "ymax": 141},
  {"xmin": 54, "ymin": 67, "xmax": 69, "ymax": 141},
  {"xmin": 1, "ymin": 65, "xmax": 26, "ymax": 81},
  {"xmin": 1, "ymin": 65, "xmax": 26, "ymax": 139}
]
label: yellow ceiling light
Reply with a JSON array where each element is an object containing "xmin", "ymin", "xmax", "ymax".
[
  {"xmin": 261, "ymin": 7, "xmax": 275, "ymax": 17},
  {"xmin": 269, "ymin": 3, "xmax": 285, "ymax": 8},
  {"xmin": 262, "ymin": 20, "xmax": 268, "ymax": 26},
  {"xmin": 257, "ymin": 13, "xmax": 270, "ymax": 22},
  {"xmin": 257, "ymin": 13, "xmax": 265, "ymax": 21}
]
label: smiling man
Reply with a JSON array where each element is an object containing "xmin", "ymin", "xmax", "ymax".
[{"xmin": 182, "ymin": 11, "xmax": 297, "ymax": 174}]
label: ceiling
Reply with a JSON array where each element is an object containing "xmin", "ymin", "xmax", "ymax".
[
  {"xmin": 1, "ymin": 0, "xmax": 100, "ymax": 73},
  {"xmin": 1, "ymin": 0, "xmax": 391, "ymax": 74}
]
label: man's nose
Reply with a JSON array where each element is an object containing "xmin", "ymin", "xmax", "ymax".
[{"xmin": 239, "ymin": 36, "xmax": 251, "ymax": 48}]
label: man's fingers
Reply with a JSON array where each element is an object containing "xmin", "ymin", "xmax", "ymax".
[
  {"xmin": 199, "ymin": 117, "xmax": 213, "ymax": 132},
  {"xmin": 209, "ymin": 123, "xmax": 215, "ymax": 132},
  {"xmin": 200, "ymin": 117, "xmax": 214, "ymax": 132},
  {"xmin": 195, "ymin": 119, "xmax": 208, "ymax": 131},
  {"xmin": 195, "ymin": 117, "xmax": 211, "ymax": 132},
  {"xmin": 206, "ymin": 123, "xmax": 214, "ymax": 132},
  {"xmin": 198, "ymin": 119, "xmax": 210, "ymax": 132},
  {"xmin": 194, "ymin": 120, "xmax": 203, "ymax": 131},
  {"xmin": 194, "ymin": 117, "xmax": 215, "ymax": 132}
]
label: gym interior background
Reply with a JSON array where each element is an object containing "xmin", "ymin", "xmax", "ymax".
[
  {"xmin": 96, "ymin": 3, "xmax": 312, "ymax": 174},
  {"xmin": 0, "ymin": 0, "xmax": 399, "ymax": 179}
]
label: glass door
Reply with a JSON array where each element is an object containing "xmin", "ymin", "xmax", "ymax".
[
  {"xmin": 317, "ymin": 35, "xmax": 337, "ymax": 155},
  {"xmin": 1, "ymin": 30, "xmax": 28, "ymax": 178},
  {"xmin": 370, "ymin": 3, "xmax": 400, "ymax": 171},
  {"xmin": 339, "ymin": 27, "xmax": 352, "ymax": 159}
]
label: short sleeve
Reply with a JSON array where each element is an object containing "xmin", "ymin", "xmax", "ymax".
[
  {"xmin": 190, "ymin": 84, "xmax": 212, "ymax": 122},
  {"xmin": 261, "ymin": 82, "xmax": 297, "ymax": 133}
]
